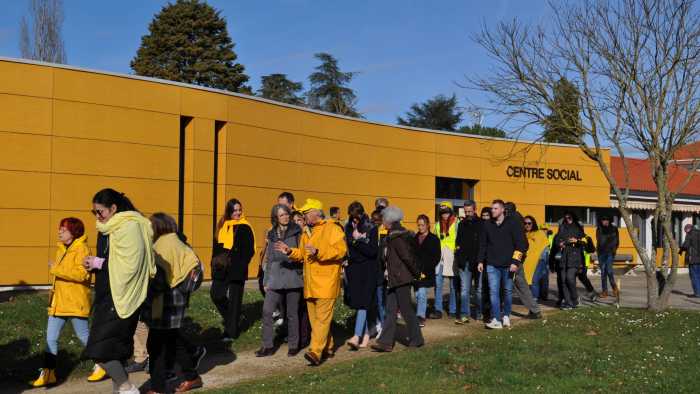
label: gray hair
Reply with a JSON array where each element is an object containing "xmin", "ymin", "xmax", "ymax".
[
  {"xmin": 463, "ymin": 199, "xmax": 476, "ymax": 208},
  {"xmin": 375, "ymin": 197, "xmax": 389, "ymax": 209},
  {"xmin": 382, "ymin": 205, "xmax": 404, "ymax": 225},
  {"xmin": 270, "ymin": 204, "xmax": 292, "ymax": 228}
]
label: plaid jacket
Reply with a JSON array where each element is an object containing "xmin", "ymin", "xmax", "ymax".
[{"xmin": 143, "ymin": 263, "xmax": 203, "ymax": 330}]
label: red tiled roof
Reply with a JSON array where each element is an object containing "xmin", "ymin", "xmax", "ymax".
[
  {"xmin": 611, "ymin": 156, "xmax": 700, "ymax": 195},
  {"xmin": 674, "ymin": 141, "xmax": 700, "ymax": 160}
]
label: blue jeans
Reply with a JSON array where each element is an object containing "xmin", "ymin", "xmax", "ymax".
[
  {"xmin": 598, "ymin": 253, "xmax": 616, "ymax": 291},
  {"xmin": 474, "ymin": 271, "xmax": 485, "ymax": 318},
  {"xmin": 530, "ymin": 257, "xmax": 550, "ymax": 299},
  {"xmin": 457, "ymin": 268, "xmax": 471, "ymax": 317},
  {"xmin": 434, "ymin": 265, "xmax": 457, "ymax": 314},
  {"xmin": 354, "ymin": 309, "xmax": 368, "ymax": 337},
  {"xmin": 376, "ymin": 285, "xmax": 386, "ymax": 325},
  {"xmin": 690, "ymin": 265, "xmax": 700, "ymax": 296},
  {"xmin": 415, "ymin": 286, "xmax": 428, "ymax": 318},
  {"xmin": 46, "ymin": 316, "xmax": 89, "ymax": 355},
  {"xmin": 487, "ymin": 265, "xmax": 514, "ymax": 322}
]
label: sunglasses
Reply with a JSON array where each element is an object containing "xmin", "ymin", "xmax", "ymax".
[
  {"xmin": 524, "ymin": 222, "xmax": 533, "ymax": 225},
  {"xmin": 91, "ymin": 208, "xmax": 107, "ymax": 217}
]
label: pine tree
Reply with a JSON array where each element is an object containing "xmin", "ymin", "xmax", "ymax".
[
  {"xmin": 257, "ymin": 74, "xmax": 304, "ymax": 105},
  {"xmin": 397, "ymin": 94, "xmax": 463, "ymax": 131},
  {"xmin": 543, "ymin": 78, "xmax": 582, "ymax": 144},
  {"xmin": 131, "ymin": 0, "xmax": 249, "ymax": 93},
  {"xmin": 307, "ymin": 53, "xmax": 361, "ymax": 117},
  {"xmin": 458, "ymin": 124, "xmax": 507, "ymax": 138}
]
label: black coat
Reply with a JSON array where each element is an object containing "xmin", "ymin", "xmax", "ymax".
[
  {"xmin": 414, "ymin": 232, "xmax": 440, "ymax": 288},
  {"xmin": 344, "ymin": 217, "xmax": 379, "ymax": 309},
  {"xmin": 382, "ymin": 226, "xmax": 420, "ymax": 289},
  {"xmin": 553, "ymin": 221, "xmax": 586, "ymax": 269},
  {"xmin": 83, "ymin": 232, "xmax": 141, "ymax": 363},
  {"xmin": 478, "ymin": 216, "xmax": 529, "ymax": 268},
  {"xmin": 455, "ymin": 217, "xmax": 482, "ymax": 271},
  {"xmin": 212, "ymin": 224, "xmax": 255, "ymax": 283},
  {"xmin": 596, "ymin": 225, "xmax": 619, "ymax": 255}
]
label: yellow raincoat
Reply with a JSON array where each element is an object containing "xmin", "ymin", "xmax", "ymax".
[
  {"xmin": 48, "ymin": 235, "xmax": 91, "ymax": 317},
  {"xmin": 524, "ymin": 230, "xmax": 550, "ymax": 284}
]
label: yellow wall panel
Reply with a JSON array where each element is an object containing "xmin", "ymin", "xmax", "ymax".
[
  {"xmin": 0, "ymin": 62, "xmax": 52, "ymax": 98},
  {"xmin": 224, "ymin": 154, "xmax": 303, "ymax": 190},
  {"xmin": 190, "ymin": 181, "xmax": 214, "ymax": 216},
  {"xmin": 52, "ymin": 137, "xmax": 179, "ymax": 180},
  {"xmin": 435, "ymin": 154, "xmax": 483, "ymax": 180},
  {"xmin": 435, "ymin": 134, "xmax": 483, "ymax": 156},
  {"xmin": 191, "ymin": 150, "xmax": 214, "ymax": 183},
  {"xmin": 0, "ymin": 209, "xmax": 51, "ymax": 247},
  {"xmin": 226, "ymin": 124, "xmax": 301, "ymax": 162},
  {"xmin": 181, "ymin": 88, "xmax": 227, "ymax": 120},
  {"xmin": 229, "ymin": 98, "xmax": 303, "ymax": 134},
  {"xmin": 0, "ymin": 94, "xmax": 52, "ymax": 135},
  {"xmin": 0, "ymin": 132, "xmax": 52, "ymax": 172},
  {"xmin": 53, "ymin": 100, "xmax": 179, "ymax": 147},
  {"xmin": 0, "ymin": 247, "xmax": 51, "ymax": 285},
  {"xmin": 192, "ymin": 118, "xmax": 215, "ymax": 152},
  {"xmin": 0, "ymin": 170, "xmax": 49, "ymax": 209}
]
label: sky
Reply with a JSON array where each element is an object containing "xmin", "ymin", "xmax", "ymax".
[{"xmin": 0, "ymin": 0, "xmax": 551, "ymax": 129}]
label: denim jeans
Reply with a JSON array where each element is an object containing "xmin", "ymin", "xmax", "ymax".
[
  {"xmin": 690, "ymin": 264, "xmax": 700, "ymax": 296},
  {"xmin": 354, "ymin": 309, "xmax": 368, "ymax": 337},
  {"xmin": 598, "ymin": 253, "xmax": 616, "ymax": 291},
  {"xmin": 530, "ymin": 257, "xmax": 550, "ymax": 300},
  {"xmin": 46, "ymin": 316, "xmax": 89, "ymax": 355},
  {"xmin": 435, "ymin": 264, "xmax": 457, "ymax": 314},
  {"xmin": 474, "ymin": 270, "xmax": 485, "ymax": 319},
  {"xmin": 376, "ymin": 285, "xmax": 386, "ymax": 325},
  {"xmin": 414, "ymin": 286, "xmax": 428, "ymax": 318},
  {"xmin": 457, "ymin": 268, "xmax": 472, "ymax": 317},
  {"xmin": 487, "ymin": 265, "xmax": 514, "ymax": 322}
]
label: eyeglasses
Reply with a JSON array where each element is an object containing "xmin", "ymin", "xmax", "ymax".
[
  {"xmin": 524, "ymin": 222, "xmax": 533, "ymax": 226},
  {"xmin": 91, "ymin": 208, "xmax": 107, "ymax": 217}
]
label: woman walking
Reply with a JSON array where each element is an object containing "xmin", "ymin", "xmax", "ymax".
[
  {"xmin": 31, "ymin": 218, "xmax": 106, "ymax": 387},
  {"xmin": 433, "ymin": 202, "xmax": 458, "ymax": 319},
  {"xmin": 552, "ymin": 212, "xmax": 587, "ymax": 310},
  {"xmin": 343, "ymin": 202, "xmax": 379, "ymax": 350},
  {"xmin": 371, "ymin": 206, "xmax": 424, "ymax": 352},
  {"xmin": 143, "ymin": 213, "xmax": 204, "ymax": 394},
  {"xmin": 256, "ymin": 204, "xmax": 304, "ymax": 357},
  {"xmin": 596, "ymin": 215, "xmax": 620, "ymax": 298},
  {"xmin": 82, "ymin": 189, "xmax": 156, "ymax": 394},
  {"xmin": 211, "ymin": 198, "xmax": 255, "ymax": 341},
  {"xmin": 523, "ymin": 216, "xmax": 550, "ymax": 301},
  {"xmin": 414, "ymin": 214, "xmax": 440, "ymax": 327}
]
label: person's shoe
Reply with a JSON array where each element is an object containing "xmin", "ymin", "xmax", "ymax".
[
  {"xmin": 191, "ymin": 345, "xmax": 206, "ymax": 370},
  {"xmin": 590, "ymin": 293, "xmax": 599, "ymax": 302},
  {"xmin": 429, "ymin": 311, "xmax": 443, "ymax": 319},
  {"xmin": 87, "ymin": 364, "xmax": 108, "ymax": 382},
  {"xmin": 418, "ymin": 317, "xmax": 426, "ymax": 327},
  {"xmin": 359, "ymin": 334, "xmax": 370, "ymax": 348},
  {"xmin": 613, "ymin": 288, "xmax": 620, "ymax": 298},
  {"xmin": 527, "ymin": 311, "xmax": 543, "ymax": 320},
  {"xmin": 561, "ymin": 304, "xmax": 573, "ymax": 311},
  {"xmin": 175, "ymin": 376, "xmax": 203, "ymax": 392},
  {"xmin": 454, "ymin": 316, "xmax": 470, "ymax": 325},
  {"xmin": 146, "ymin": 390, "xmax": 164, "ymax": 394},
  {"xmin": 304, "ymin": 351, "xmax": 321, "ymax": 366},
  {"xmin": 370, "ymin": 343, "xmax": 393, "ymax": 352},
  {"xmin": 117, "ymin": 382, "xmax": 140, "ymax": 394},
  {"xmin": 322, "ymin": 349, "xmax": 335, "ymax": 359},
  {"xmin": 555, "ymin": 300, "xmax": 563, "ymax": 308},
  {"xmin": 31, "ymin": 368, "xmax": 56, "ymax": 387},
  {"xmin": 502, "ymin": 316, "xmax": 511, "ymax": 328},
  {"xmin": 221, "ymin": 332, "xmax": 234, "ymax": 343},
  {"xmin": 485, "ymin": 319, "xmax": 503, "ymax": 330},
  {"xmin": 255, "ymin": 347, "xmax": 275, "ymax": 357},
  {"xmin": 346, "ymin": 336, "xmax": 360, "ymax": 351},
  {"xmin": 125, "ymin": 358, "xmax": 148, "ymax": 373},
  {"xmin": 600, "ymin": 290, "xmax": 609, "ymax": 298},
  {"xmin": 287, "ymin": 347, "xmax": 301, "ymax": 357},
  {"xmin": 166, "ymin": 371, "xmax": 178, "ymax": 382}
]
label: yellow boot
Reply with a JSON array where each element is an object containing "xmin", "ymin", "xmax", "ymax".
[
  {"xmin": 87, "ymin": 364, "xmax": 108, "ymax": 382},
  {"xmin": 30, "ymin": 368, "xmax": 56, "ymax": 387}
]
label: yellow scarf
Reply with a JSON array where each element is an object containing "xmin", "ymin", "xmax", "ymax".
[
  {"xmin": 154, "ymin": 233, "xmax": 200, "ymax": 288},
  {"xmin": 96, "ymin": 211, "xmax": 156, "ymax": 319},
  {"xmin": 524, "ymin": 229, "xmax": 550, "ymax": 284},
  {"xmin": 217, "ymin": 216, "xmax": 256, "ymax": 251}
]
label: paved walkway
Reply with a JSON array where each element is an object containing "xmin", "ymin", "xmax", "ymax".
[{"xmin": 16, "ymin": 272, "xmax": 700, "ymax": 393}]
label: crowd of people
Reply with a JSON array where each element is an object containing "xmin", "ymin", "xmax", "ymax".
[{"xmin": 32, "ymin": 188, "xmax": 630, "ymax": 393}]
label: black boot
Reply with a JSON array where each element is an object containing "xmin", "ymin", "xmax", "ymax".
[{"xmin": 43, "ymin": 352, "xmax": 57, "ymax": 369}]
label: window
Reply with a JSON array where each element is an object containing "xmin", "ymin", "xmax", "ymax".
[
  {"xmin": 435, "ymin": 177, "xmax": 477, "ymax": 219},
  {"xmin": 544, "ymin": 205, "xmax": 620, "ymax": 226},
  {"xmin": 652, "ymin": 212, "xmax": 684, "ymax": 247}
]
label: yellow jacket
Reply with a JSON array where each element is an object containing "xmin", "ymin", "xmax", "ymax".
[
  {"xmin": 524, "ymin": 230, "xmax": 549, "ymax": 285},
  {"xmin": 48, "ymin": 235, "xmax": 91, "ymax": 317},
  {"xmin": 289, "ymin": 220, "xmax": 347, "ymax": 299}
]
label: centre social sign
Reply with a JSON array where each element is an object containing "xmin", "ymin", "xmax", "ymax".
[{"xmin": 506, "ymin": 165, "xmax": 583, "ymax": 181}]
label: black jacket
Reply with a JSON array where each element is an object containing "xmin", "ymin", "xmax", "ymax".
[
  {"xmin": 552, "ymin": 221, "xmax": 586, "ymax": 269},
  {"xmin": 596, "ymin": 225, "xmax": 619, "ymax": 255},
  {"xmin": 382, "ymin": 225, "xmax": 419, "ymax": 288},
  {"xmin": 344, "ymin": 216, "xmax": 380, "ymax": 309},
  {"xmin": 212, "ymin": 223, "xmax": 255, "ymax": 282},
  {"xmin": 455, "ymin": 217, "xmax": 482, "ymax": 271},
  {"xmin": 477, "ymin": 216, "xmax": 529, "ymax": 268},
  {"xmin": 414, "ymin": 232, "xmax": 440, "ymax": 288},
  {"xmin": 682, "ymin": 228, "xmax": 700, "ymax": 265}
]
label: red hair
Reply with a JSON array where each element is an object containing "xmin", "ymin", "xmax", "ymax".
[{"xmin": 59, "ymin": 217, "xmax": 85, "ymax": 239}]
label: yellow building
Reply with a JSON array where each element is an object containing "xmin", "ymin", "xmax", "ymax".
[{"xmin": 0, "ymin": 58, "xmax": 613, "ymax": 286}]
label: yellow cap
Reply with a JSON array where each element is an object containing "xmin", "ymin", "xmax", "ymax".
[
  {"xmin": 299, "ymin": 198, "xmax": 323, "ymax": 213},
  {"xmin": 439, "ymin": 201, "xmax": 453, "ymax": 211}
]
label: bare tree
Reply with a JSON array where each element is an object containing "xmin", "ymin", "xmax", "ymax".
[
  {"xmin": 19, "ymin": 0, "xmax": 66, "ymax": 64},
  {"xmin": 470, "ymin": 0, "xmax": 700, "ymax": 310}
]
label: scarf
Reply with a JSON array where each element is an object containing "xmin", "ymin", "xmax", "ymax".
[
  {"xmin": 96, "ymin": 211, "xmax": 156, "ymax": 319},
  {"xmin": 153, "ymin": 233, "xmax": 200, "ymax": 288},
  {"xmin": 217, "ymin": 216, "xmax": 257, "ymax": 252},
  {"xmin": 439, "ymin": 215, "xmax": 456, "ymax": 236}
]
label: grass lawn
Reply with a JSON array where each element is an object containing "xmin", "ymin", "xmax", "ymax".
[
  {"xmin": 212, "ymin": 307, "xmax": 700, "ymax": 393},
  {"xmin": 0, "ymin": 288, "xmax": 354, "ymax": 384}
]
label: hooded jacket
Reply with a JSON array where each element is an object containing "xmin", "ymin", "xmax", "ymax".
[
  {"xmin": 596, "ymin": 224, "xmax": 619, "ymax": 255},
  {"xmin": 553, "ymin": 219, "xmax": 587, "ymax": 269},
  {"xmin": 48, "ymin": 235, "xmax": 91, "ymax": 317},
  {"xmin": 682, "ymin": 228, "xmax": 700, "ymax": 265},
  {"xmin": 264, "ymin": 223, "xmax": 304, "ymax": 290},
  {"xmin": 382, "ymin": 225, "xmax": 420, "ymax": 288}
]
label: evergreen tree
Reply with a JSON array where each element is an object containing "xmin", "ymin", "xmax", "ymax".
[
  {"xmin": 257, "ymin": 74, "xmax": 304, "ymax": 105},
  {"xmin": 543, "ymin": 78, "xmax": 582, "ymax": 144},
  {"xmin": 131, "ymin": 0, "xmax": 249, "ymax": 93},
  {"xmin": 307, "ymin": 53, "xmax": 361, "ymax": 117},
  {"xmin": 397, "ymin": 94, "xmax": 462, "ymax": 131},
  {"xmin": 458, "ymin": 124, "xmax": 507, "ymax": 138}
]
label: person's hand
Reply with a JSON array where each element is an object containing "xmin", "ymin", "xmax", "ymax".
[
  {"xmin": 509, "ymin": 264, "xmax": 518, "ymax": 273},
  {"xmin": 477, "ymin": 263, "xmax": 484, "ymax": 273},
  {"xmin": 568, "ymin": 237, "xmax": 577, "ymax": 243},
  {"xmin": 82, "ymin": 256, "xmax": 92, "ymax": 270},
  {"xmin": 273, "ymin": 241, "xmax": 290, "ymax": 254},
  {"xmin": 305, "ymin": 245, "xmax": 318, "ymax": 256},
  {"xmin": 352, "ymin": 228, "xmax": 365, "ymax": 240},
  {"xmin": 559, "ymin": 241, "xmax": 565, "ymax": 248}
]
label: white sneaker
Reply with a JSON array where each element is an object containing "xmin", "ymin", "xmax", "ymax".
[
  {"xmin": 503, "ymin": 316, "xmax": 511, "ymax": 328},
  {"xmin": 485, "ymin": 319, "xmax": 503, "ymax": 329},
  {"xmin": 117, "ymin": 382, "xmax": 140, "ymax": 394}
]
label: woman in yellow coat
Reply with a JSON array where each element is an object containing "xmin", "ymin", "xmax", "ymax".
[
  {"xmin": 32, "ymin": 218, "xmax": 105, "ymax": 387},
  {"xmin": 523, "ymin": 216, "xmax": 551, "ymax": 301}
]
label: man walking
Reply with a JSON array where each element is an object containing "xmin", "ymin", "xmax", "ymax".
[
  {"xmin": 454, "ymin": 200, "xmax": 483, "ymax": 323},
  {"xmin": 681, "ymin": 223, "xmax": 700, "ymax": 298},
  {"xmin": 477, "ymin": 200, "xmax": 528, "ymax": 329}
]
